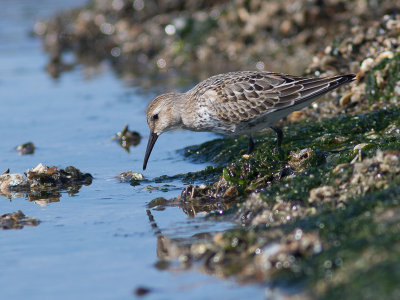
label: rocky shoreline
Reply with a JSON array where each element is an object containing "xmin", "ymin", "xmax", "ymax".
[
  {"xmin": 35, "ymin": 0, "xmax": 399, "ymax": 80},
  {"xmin": 32, "ymin": 1, "xmax": 400, "ymax": 298}
]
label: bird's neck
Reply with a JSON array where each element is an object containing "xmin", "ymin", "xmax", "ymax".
[
  {"xmin": 166, "ymin": 92, "xmax": 186, "ymax": 130},
  {"xmin": 171, "ymin": 92, "xmax": 186, "ymax": 116}
]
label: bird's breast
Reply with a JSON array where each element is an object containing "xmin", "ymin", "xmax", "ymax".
[{"xmin": 180, "ymin": 104, "xmax": 236, "ymax": 134}]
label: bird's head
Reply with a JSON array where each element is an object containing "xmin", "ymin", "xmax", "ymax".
[{"xmin": 143, "ymin": 93, "xmax": 183, "ymax": 170}]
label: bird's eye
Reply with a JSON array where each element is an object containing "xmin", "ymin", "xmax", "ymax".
[{"xmin": 152, "ymin": 114, "xmax": 159, "ymax": 120}]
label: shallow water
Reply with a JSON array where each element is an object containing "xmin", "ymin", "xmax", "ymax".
[{"xmin": 0, "ymin": 1, "xmax": 266, "ymax": 299}]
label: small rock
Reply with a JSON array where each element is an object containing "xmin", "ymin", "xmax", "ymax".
[
  {"xmin": 394, "ymin": 83, "xmax": 400, "ymax": 97},
  {"xmin": 16, "ymin": 142, "xmax": 35, "ymax": 155},
  {"xmin": 223, "ymin": 186, "xmax": 238, "ymax": 198},
  {"xmin": 308, "ymin": 186, "xmax": 337, "ymax": 203},
  {"xmin": 0, "ymin": 210, "xmax": 40, "ymax": 229},
  {"xmin": 360, "ymin": 57, "xmax": 374, "ymax": 74},
  {"xmin": 134, "ymin": 286, "xmax": 151, "ymax": 297},
  {"xmin": 148, "ymin": 197, "xmax": 168, "ymax": 208},
  {"xmin": 288, "ymin": 110, "xmax": 306, "ymax": 122},
  {"xmin": 353, "ymin": 143, "xmax": 370, "ymax": 151},
  {"xmin": 112, "ymin": 124, "xmax": 141, "ymax": 152},
  {"xmin": 117, "ymin": 171, "xmax": 144, "ymax": 183},
  {"xmin": 288, "ymin": 148, "xmax": 314, "ymax": 171},
  {"xmin": 339, "ymin": 91, "xmax": 353, "ymax": 106},
  {"xmin": 375, "ymin": 51, "xmax": 394, "ymax": 64}
]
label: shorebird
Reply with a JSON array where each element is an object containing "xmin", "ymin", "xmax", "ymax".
[{"xmin": 143, "ymin": 71, "xmax": 355, "ymax": 170}]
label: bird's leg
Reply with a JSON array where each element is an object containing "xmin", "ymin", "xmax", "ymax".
[
  {"xmin": 247, "ymin": 135, "xmax": 255, "ymax": 154},
  {"xmin": 270, "ymin": 126, "xmax": 285, "ymax": 161},
  {"xmin": 271, "ymin": 126, "xmax": 283, "ymax": 150}
]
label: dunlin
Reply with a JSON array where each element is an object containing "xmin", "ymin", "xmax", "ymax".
[{"xmin": 143, "ymin": 71, "xmax": 355, "ymax": 170}]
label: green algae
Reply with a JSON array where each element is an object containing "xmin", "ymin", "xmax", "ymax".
[
  {"xmin": 154, "ymin": 166, "xmax": 222, "ymax": 185},
  {"xmin": 276, "ymin": 182, "xmax": 400, "ymax": 299},
  {"xmin": 181, "ymin": 136, "xmax": 249, "ymax": 165},
  {"xmin": 182, "ymin": 106, "xmax": 400, "ymax": 196},
  {"xmin": 151, "ymin": 40, "xmax": 400, "ymax": 298},
  {"xmin": 175, "ymin": 148, "xmax": 400, "ymax": 298},
  {"xmin": 167, "ymin": 102, "xmax": 400, "ymax": 297}
]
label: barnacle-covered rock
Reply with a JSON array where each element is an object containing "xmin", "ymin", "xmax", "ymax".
[
  {"xmin": 305, "ymin": 14, "xmax": 400, "ymax": 118},
  {"xmin": 117, "ymin": 170, "xmax": 144, "ymax": 186},
  {"xmin": 308, "ymin": 150, "xmax": 400, "ymax": 206},
  {"xmin": 0, "ymin": 164, "xmax": 92, "ymax": 202},
  {"xmin": 35, "ymin": 0, "xmax": 400, "ymax": 82}
]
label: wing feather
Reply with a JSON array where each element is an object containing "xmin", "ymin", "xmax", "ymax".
[{"xmin": 194, "ymin": 71, "xmax": 355, "ymax": 123}]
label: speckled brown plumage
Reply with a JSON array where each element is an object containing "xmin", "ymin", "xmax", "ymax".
[
  {"xmin": 143, "ymin": 71, "xmax": 356, "ymax": 169},
  {"xmin": 188, "ymin": 71, "xmax": 354, "ymax": 125}
]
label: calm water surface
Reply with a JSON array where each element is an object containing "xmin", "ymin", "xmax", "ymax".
[{"xmin": 0, "ymin": 1, "xmax": 266, "ymax": 299}]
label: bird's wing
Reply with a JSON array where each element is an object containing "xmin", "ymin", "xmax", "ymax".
[{"xmin": 204, "ymin": 72, "xmax": 355, "ymax": 123}]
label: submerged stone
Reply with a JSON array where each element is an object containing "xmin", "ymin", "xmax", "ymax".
[
  {"xmin": 148, "ymin": 197, "xmax": 168, "ymax": 208},
  {"xmin": 16, "ymin": 142, "xmax": 35, "ymax": 155},
  {"xmin": 134, "ymin": 286, "xmax": 152, "ymax": 297},
  {"xmin": 111, "ymin": 124, "xmax": 141, "ymax": 153},
  {"xmin": 117, "ymin": 170, "xmax": 144, "ymax": 186},
  {"xmin": 0, "ymin": 210, "xmax": 40, "ymax": 229}
]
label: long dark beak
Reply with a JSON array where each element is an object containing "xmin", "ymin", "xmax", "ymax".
[{"xmin": 143, "ymin": 131, "xmax": 159, "ymax": 170}]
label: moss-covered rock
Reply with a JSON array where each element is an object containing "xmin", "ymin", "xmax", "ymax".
[{"xmin": 149, "ymin": 80, "xmax": 400, "ymax": 298}]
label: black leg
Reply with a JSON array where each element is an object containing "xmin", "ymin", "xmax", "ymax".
[
  {"xmin": 247, "ymin": 135, "xmax": 255, "ymax": 154},
  {"xmin": 271, "ymin": 126, "xmax": 283, "ymax": 149}
]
